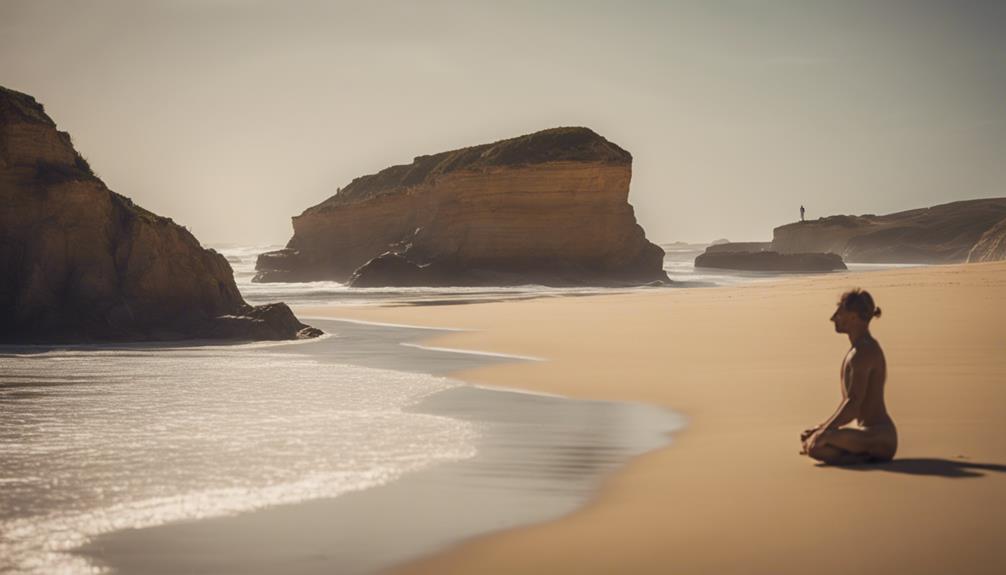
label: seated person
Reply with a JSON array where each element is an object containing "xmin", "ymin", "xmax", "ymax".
[{"xmin": 802, "ymin": 289, "xmax": 897, "ymax": 465}]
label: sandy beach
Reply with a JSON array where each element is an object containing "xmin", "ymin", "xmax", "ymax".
[{"xmin": 299, "ymin": 261, "xmax": 1006, "ymax": 575}]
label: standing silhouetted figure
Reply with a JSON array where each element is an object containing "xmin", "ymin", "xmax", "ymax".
[{"xmin": 800, "ymin": 205, "xmax": 805, "ymax": 221}]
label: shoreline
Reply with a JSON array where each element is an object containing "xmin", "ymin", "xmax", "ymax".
[
  {"xmin": 299, "ymin": 261, "xmax": 1006, "ymax": 574},
  {"xmin": 75, "ymin": 319, "xmax": 683, "ymax": 574}
]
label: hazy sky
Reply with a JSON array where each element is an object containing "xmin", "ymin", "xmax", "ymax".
[{"xmin": 2, "ymin": 0, "xmax": 1004, "ymax": 244}]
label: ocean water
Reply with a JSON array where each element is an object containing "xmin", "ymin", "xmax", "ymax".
[
  {"xmin": 217, "ymin": 244, "xmax": 756, "ymax": 308},
  {"xmin": 0, "ymin": 341, "xmax": 478, "ymax": 574},
  {"xmin": 220, "ymin": 245, "xmax": 653, "ymax": 307},
  {"xmin": 77, "ymin": 334, "xmax": 685, "ymax": 574},
  {"xmin": 221, "ymin": 244, "xmax": 915, "ymax": 307}
]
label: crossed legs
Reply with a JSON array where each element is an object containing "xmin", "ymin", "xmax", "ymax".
[{"xmin": 805, "ymin": 428, "xmax": 897, "ymax": 465}]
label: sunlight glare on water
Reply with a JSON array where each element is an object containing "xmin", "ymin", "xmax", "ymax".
[{"xmin": 0, "ymin": 346, "xmax": 477, "ymax": 574}]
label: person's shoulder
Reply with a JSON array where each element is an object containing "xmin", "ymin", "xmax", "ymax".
[{"xmin": 852, "ymin": 339, "xmax": 883, "ymax": 365}]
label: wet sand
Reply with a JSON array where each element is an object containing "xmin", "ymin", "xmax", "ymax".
[
  {"xmin": 78, "ymin": 319, "xmax": 681, "ymax": 574},
  {"xmin": 304, "ymin": 261, "xmax": 1006, "ymax": 575}
]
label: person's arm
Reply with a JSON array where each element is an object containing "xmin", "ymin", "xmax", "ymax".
[
  {"xmin": 803, "ymin": 357, "xmax": 852, "ymax": 441},
  {"xmin": 801, "ymin": 364, "xmax": 850, "ymax": 442},
  {"xmin": 817, "ymin": 354, "xmax": 872, "ymax": 433},
  {"xmin": 803, "ymin": 351, "xmax": 873, "ymax": 452},
  {"xmin": 824, "ymin": 357, "xmax": 870, "ymax": 430}
]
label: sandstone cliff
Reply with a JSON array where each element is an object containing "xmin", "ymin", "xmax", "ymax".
[
  {"xmin": 0, "ymin": 86, "xmax": 320, "ymax": 342},
  {"xmin": 967, "ymin": 217, "xmax": 1006, "ymax": 263},
  {"xmin": 771, "ymin": 198, "xmax": 1006, "ymax": 264},
  {"xmin": 255, "ymin": 127, "xmax": 668, "ymax": 286}
]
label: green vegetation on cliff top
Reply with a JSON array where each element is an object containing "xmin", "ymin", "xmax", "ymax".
[
  {"xmin": 308, "ymin": 126, "xmax": 631, "ymax": 212},
  {"xmin": 1, "ymin": 85, "xmax": 175, "ymax": 228}
]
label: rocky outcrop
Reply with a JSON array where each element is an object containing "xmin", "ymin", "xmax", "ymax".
[
  {"xmin": 693, "ymin": 240, "xmax": 845, "ymax": 272},
  {"xmin": 348, "ymin": 253, "xmax": 443, "ymax": 287},
  {"xmin": 967, "ymin": 217, "xmax": 1006, "ymax": 263},
  {"xmin": 255, "ymin": 127, "xmax": 668, "ymax": 287},
  {"xmin": 0, "ymin": 86, "xmax": 320, "ymax": 343},
  {"xmin": 771, "ymin": 198, "xmax": 1006, "ymax": 264},
  {"xmin": 703, "ymin": 241, "xmax": 772, "ymax": 254},
  {"xmin": 694, "ymin": 250, "xmax": 846, "ymax": 272}
]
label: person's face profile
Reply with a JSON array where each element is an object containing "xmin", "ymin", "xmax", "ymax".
[{"xmin": 831, "ymin": 305, "xmax": 849, "ymax": 333}]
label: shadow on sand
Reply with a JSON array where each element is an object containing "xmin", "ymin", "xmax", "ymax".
[{"xmin": 822, "ymin": 457, "xmax": 1006, "ymax": 478}]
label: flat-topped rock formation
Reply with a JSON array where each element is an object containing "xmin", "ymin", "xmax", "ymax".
[
  {"xmin": 772, "ymin": 198, "xmax": 1006, "ymax": 264},
  {"xmin": 694, "ymin": 250, "xmax": 846, "ymax": 272},
  {"xmin": 0, "ymin": 86, "xmax": 320, "ymax": 343},
  {"xmin": 693, "ymin": 240, "xmax": 845, "ymax": 272},
  {"xmin": 702, "ymin": 241, "xmax": 772, "ymax": 254},
  {"xmin": 255, "ymin": 127, "xmax": 668, "ymax": 287}
]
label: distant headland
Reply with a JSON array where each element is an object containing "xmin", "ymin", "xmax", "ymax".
[{"xmin": 695, "ymin": 197, "xmax": 1006, "ymax": 271}]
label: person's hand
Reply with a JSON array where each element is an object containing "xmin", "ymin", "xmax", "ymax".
[
  {"xmin": 800, "ymin": 427, "xmax": 816, "ymax": 455},
  {"xmin": 800, "ymin": 426, "xmax": 819, "ymax": 442},
  {"xmin": 800, "ymin": 423, "xmax": 824, "ymax": 442},
  {"xmin": 805, "ymin": 428, "xmax": 830, "ymax": 453}
]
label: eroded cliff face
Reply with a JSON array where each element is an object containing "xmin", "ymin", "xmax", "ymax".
[
  {"xmin": 256, "ymin": 127, "xmax": 667, "ymax": 286},
  {"xmin": 0, "ymin": 86, "xmax": 320, "ymax": 342},
  {"xmin": 968, "ymin": 217, "xmax": 1006, "ymax": 263},
  {"xmin": 771, "ymin": 198, "xmax": 1006, "ymax": 264}
]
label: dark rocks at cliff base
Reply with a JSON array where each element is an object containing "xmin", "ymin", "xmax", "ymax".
[
  {"xmin": 348, "ymin": 251, "xmax": 664, "ymax": 288},
  {"xmin": 348, "ymin": 253, "xmax": 440, "ymax": 287},
  {"xmin": 694, "ymin": 250, "xmax": 847, "ymax": 272},
  {"xmin": 253, "ymin": 248, "xmax": 321, "ymax": 283},
  {"xmin": 256, "ymin": 127, "xmax": 669, "ymax": 287},
  {"xmin": 206, "ymin": 303, "xmax": 323, "ymax": 341},
  {"xmin": 0, "ymin": 85, "xmax": 320, "ymax": 343}
]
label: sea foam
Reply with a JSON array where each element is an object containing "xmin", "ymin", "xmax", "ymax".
[{"xmin": 0, "ymin": 347, "xmax": 477, "ymax": 574}]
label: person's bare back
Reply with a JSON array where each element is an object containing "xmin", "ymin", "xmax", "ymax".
[{"xmin": 801, "ymin": 289, "xmax": 897, "ymax": 465}]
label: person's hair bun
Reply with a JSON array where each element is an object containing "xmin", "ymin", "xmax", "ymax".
[{"xmin": 839, "ymin": 288, "xmax": 880, "ymax": 321}]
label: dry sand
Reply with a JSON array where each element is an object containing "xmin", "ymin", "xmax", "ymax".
[{"xmin": 299, "ymin": 261, "xmax": 1006, "ymax": 575}]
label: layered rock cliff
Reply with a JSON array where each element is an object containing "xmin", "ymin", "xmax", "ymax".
[
  {"xmin": 255, "ymin": 127, "xmax": 668, "ymax": 286},
  {"xmin": 967, "ymin": 217, "xmax": 1006, "ymax": 263},
  {"xmin": 771, "ymin": 198, "xmax": 1006, "ymax": 264},
  {"xmin": 0, "ymin": 86, "xmax": 320, "ymax": 342}
]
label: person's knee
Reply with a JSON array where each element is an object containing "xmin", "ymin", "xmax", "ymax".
[
  {"xmin": 868, "ymin": 445, "xmax": 896, "ymax": 463},
  {"xmin": 806, "ymin": 443, "xmax": 833, "ymax": 463},
  {"xmin": 808, "ymin": 439, "xmax": 852, "ymax": 464}
]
